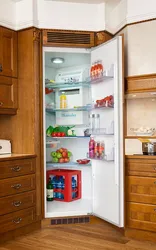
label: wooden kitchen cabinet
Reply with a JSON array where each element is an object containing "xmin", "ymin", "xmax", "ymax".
[
  {"xmin": 0, "ymin": 76, "xmax": 18, "ymax": 115},
  {"xmin": 0, "ymin": 27, "xmax": 17, "ymax": 78},
  {"xmin": 125, "ymin": 156, "xmax": 156, "ymax": 236}
]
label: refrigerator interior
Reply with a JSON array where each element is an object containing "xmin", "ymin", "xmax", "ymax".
[{"xmin": 44, "ymin": 49, "xmax": 93, "ymax": 218}]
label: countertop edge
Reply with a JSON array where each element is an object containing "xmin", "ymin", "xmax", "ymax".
[
  {"xmin": 0, "ymin": 154, "xmax": 37, "ymax": 161},
  {"xmin": 125, "ymin": 155, "xmax": 156, "ymax": 159}
]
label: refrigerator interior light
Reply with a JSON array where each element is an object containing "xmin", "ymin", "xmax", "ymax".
[{"xmin": 51, "ymin": 57, "xmax": 65, "ymax": 64}]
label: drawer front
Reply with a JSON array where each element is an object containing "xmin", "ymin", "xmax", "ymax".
[
  {"xmin": 0, "ymin": 191, "xmax": 36, "ymax": 216},
  {"xmin": 0, "ymin": 174, "xmax": 35, "ymax": 197},
  {"xmin": 0, "ymin": 207, "xmax": 36, "ymax": 234},
  {"xmin": 0, "ymin": 158, "xmax": 36, "ymax": 179},
  {"xmin": 126, "ymin": 202, "xmax": 156, "ymax": 232},
  {"xmin": 126, "ymin": 160, "xmax": 156, "ymax": 177},
  {"xmin": 126, "ymin": 176, "xmax": 156, "ymax": 204}
]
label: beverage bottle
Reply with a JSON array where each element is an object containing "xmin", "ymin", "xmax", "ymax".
[
  {"xmin": 52, "ymin": 176, "xmax": 56, "ymax": 198},
  {"xmin": 94, "ymin": 61, "xmax": 98, "ymax": 79},
  {"xmin": 47, "ymin": 178, "xmax": 54, "ymax": 201},
  {"xmin": 99, "ymin": 60, "xmax": 103, "ymax": 78},
  {"xmin": 99, "ymin": 141, "xmax": 105, "ymax": 159},
  {"xmin": 89, "ymin": 137, "xmax": 95, "ymax": 158},
  {"xmin": 60, "ymin": 92, "xmax": 67, "ymax": 109},
  {"xmin": 90, "ymin": 63, "xmax": 95, "ymax": 80},
  {"xmin": 94, "ymin": 141, "xmax": 99, "ymax": 159}
]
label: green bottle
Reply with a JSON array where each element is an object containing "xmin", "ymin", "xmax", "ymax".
[{"xmin": 47, "ymin": 178, "xmax": 54, "ymax": 201}]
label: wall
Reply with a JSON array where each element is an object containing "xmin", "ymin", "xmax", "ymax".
[
  {"xmin": 0, "ymin": 0, "xmax": 16, "ymax": 29},
  {"xmin": 127, "ymin": 20, "xmax": 156, "ymax": 76}
]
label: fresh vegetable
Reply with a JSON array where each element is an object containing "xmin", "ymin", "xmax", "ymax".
[
  {"xmin": 57, "ymin": 132, "xmax": 61, "ymax": 137},
  {"xmin": 52, "ymin": 132, "xmax": 57, "ymax": 137},
  {"xmin": 46, "ymin": 126, "xmax": 53, "ymax": 136},
  {"xmin": 60, "ymin": 132, "xmax": 65, "ymax": 137}
]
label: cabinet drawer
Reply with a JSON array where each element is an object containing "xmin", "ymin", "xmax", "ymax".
[
  {"xmin": 126, "ymin": 176, "xmax": 156, "ymax": 204},
  {"xmin": 0, "ymin": 158, "xmax": 35, "ymax": 179},
  {"xmin": 126, "ymin": 202, "xmax": 156, "ymax": 232},
  {"xmin": 0, "ymin": 191, "xmax": 36, "ymax": 216},
  {"xmin": 0, "ymin": 174, "xmax": 35, "ymax": 197},
  {"xmin": 0, "ymin": 207, "xmax": 36, "ymax": 234},
  {"xmin": 126, "ymin": 159, "xmax": 156, "ymax": 177},
  {"xmin": 0, "ymin": 76, "xmax": 17, "ymax": 113}
]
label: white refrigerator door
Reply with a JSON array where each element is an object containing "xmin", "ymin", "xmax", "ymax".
[{"xmin": 91, "ymin": 36, "xmax": 124, "ymax": 227}]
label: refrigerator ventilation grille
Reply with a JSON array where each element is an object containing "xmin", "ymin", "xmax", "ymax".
[
  {"xmin": 51, "ymin": 216, "xmax": 90, "ymax": 225},
  {"xmin": 43, "ymin": 30, "xmax": 95, "ymax": 47}
]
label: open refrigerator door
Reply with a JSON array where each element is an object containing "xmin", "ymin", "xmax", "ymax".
[{"xmin": 91, "ymin": 36, "xmax": 124, "ymax": 227}]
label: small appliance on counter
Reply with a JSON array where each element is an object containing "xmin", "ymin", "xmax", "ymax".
[
  {"xmin": 142, "ymin": 142, "xmax": 156, "ymax": 155},
  {"xmin": 0, "ymin": 140, "xmax": 11, "ymax": 155}
]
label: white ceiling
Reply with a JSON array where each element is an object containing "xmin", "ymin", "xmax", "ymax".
[{"xmin": 45, "ymin": 52, "xmax": 90, "ymax": 69}]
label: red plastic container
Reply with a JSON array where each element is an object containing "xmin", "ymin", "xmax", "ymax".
[{"xmin": 46, "ymin": 169, "xmax": 81, "ymax": 202}]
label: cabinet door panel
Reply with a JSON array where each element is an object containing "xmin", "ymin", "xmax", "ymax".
[
  {"xmin": 0, "ymin": 27, "xmax": 17, "ymax": 78},
  {"xmin": 126, "ymin": 176, "xmax": 156, "ymax": 204},
  {"xmin": 127, "ymin": 202, "xmax": 156, "ymax": 232},
  {"xmin": 0, "ymin": 76, "xmax": 17, "ymax": 113}
]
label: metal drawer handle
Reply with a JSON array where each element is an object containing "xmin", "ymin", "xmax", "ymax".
[
  {"xmin": 11, "ymin": 166, "xmax": 21, "ymax": 172},
  {"xmin": 0, "ymin": 64, "xmax": 2, "ymax": 72},
  {"xmin": 12, "ymin": 201, "xmax": 22, "ymax": 207},
  {"xmin": 154, "ymin": 181, "xmax": 156, "ymax": 185},
  {"xmin": 11, "ymin": 184, "xmax": 22, "ymax": 189},
  {"xmin": 154, "ymin": 208, "xmax": 156, "ymax": 212},
  {"xmin": 12, "ymin": 218, "xmax": 22, "ymax": 224},
  {"xmin": 0, "ymin": 102, "xmax": 3, "ymax": 106}
]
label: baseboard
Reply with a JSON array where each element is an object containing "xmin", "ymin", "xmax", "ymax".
[
  {"xmin": 0, "ymin": 221, "xmax": 41, "ymax": 244},
  {"xmin": 125, "ymin": 228, "xmax": 156, "ymax": 243}
]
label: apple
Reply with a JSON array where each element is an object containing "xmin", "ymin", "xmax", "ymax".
[
  {"xmin": 62, "ymin": 148, "xmax": 67, "ymax": 152},
  {"xmin": 59, "ymin": 148, "xmax": 64, "ymax": 153},
  {"xmin": 56, "ymin": 152, "xmax": 62, "ymax": 159},
  {"xmin": 52, "ymin": 157, "xmax": 58, "ymax": 163},
  {"xmin": 59, "ymin": 158, "xmax": 65, "ymax": 163},
  {"xmin": 67, "ymin": 151, "xmax": 72, "ymax": 157},
  {"xmin": 64, "ymin": 157, "xmax": 70, "ymax": 163},
  {"xmin": 62, "ymin": 151, "xmax": 67, "ymax": 158},
  {"xmin": 51, "ymin": 152, "xmax": 57, "ymax": 157}
]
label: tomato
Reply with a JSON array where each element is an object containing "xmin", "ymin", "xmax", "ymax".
[
  {"xmin": 51, "ymin": 132, "xmax": 57, "ymax": 137},
  {"xmin": 57, "ymin": 132, "xmax": 61, "ymax": 137},
  {"xmin": 60, "ymin": 132, "xmax": 65, "ymax": 137}
]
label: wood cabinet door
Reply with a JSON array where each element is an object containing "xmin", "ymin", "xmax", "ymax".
[
  {"xmin": 0, "ymin": 27, "xmax": 17, "ymax": 78},
  {"xmin": 0, "ymin": 76, "xmax": 18, "ymax": 114},
  {"xmin": 126, "ymin": 202, "xmax": 156, "ymax": 232},
  {"xmin": 126, "ymin": 176, "xmax": 156, "ymax": 204}
]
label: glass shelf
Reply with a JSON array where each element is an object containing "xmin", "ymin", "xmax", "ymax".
[
  {"xmin": 46, "ymin": 136, "xmax": 90, "ymax": 143},
  {"xmin": 45, "ymin": 81, "xmax": 90, "ymax": 90},
  {"xmin": 88, "ymin": 75, "xmax": 114, "ymax": 84},
  {"xmin": 46, "ymin": 106, "xmax": 90, "ymax": 113},
  {"xmin": 46, "ymin": 162, "xmax": 92, "ymax": 168},
  {"xmin": 46, "ymin": 105, "xmax": 114, "ymax": 113},
  {"xmin": 88, "ymin": 128, "xmax": 114, "ymax": 136}
]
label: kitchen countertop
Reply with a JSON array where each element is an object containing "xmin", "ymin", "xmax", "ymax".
[
  {"xmin": 0, "ymin": 153, "xmax": 36, "ymax": 161},
  {"xmin": 126, "ymin": 155, "xmax": 156, "ymax": 159}
]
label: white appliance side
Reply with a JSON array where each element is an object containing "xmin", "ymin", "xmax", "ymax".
[
  {"xmin": 43, "ymin": 46, "xmax": 92, "ymax": 218},
  {"xmin": 91, "ymin": 37, "xmax": 124, "ymax": 227}
]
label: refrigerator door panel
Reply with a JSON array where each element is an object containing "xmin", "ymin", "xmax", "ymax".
[{"xmin": 91, "ymin": 37, "xmax": 124, "ymax": 227}]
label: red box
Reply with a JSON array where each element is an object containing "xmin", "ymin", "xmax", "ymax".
[{"xmin": 46, "ymin": 169, "xmax": 81, "ymax": 202}]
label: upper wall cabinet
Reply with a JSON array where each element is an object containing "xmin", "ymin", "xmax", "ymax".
[{"xmin": 0, "ymin": 27, "xmax": 17, "ymax": 78}]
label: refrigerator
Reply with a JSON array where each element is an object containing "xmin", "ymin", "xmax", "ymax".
[{"xmin": 43, "ymin": 36, "xmax": 124, "ymax": 228}]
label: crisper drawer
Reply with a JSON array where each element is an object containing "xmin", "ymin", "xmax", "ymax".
[
  {"xmin": 126, "ymin": 159, "xmax": 156, "ymax": 177},
  {"xmin": 0, "ymin": 207, "xmax": 36, "ymax": 234},
  {"xmin": 126, "ymin": 202, "xmax": 156, "ymax": 232},
  {"xmin": 0, "ymin": 191, "xmax": 36, "ymax": 216},
  {"xmin": 0, "ymin": 174, "xmax": 35, "ymax": 197},
  {"xmin": 0, "ymin": 158, "xmax": 36, "ymax": 179},
  {"xmin": 126, "ymin": 176, "xmax": 156, "ymax": 204}
]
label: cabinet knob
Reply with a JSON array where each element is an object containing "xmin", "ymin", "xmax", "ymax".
[
  {"xmin": 12, "ymin": 218, "xmax": 22, "ymax": 224},
  {"xmin": 0, "ymin": 102, "xmax": 3, "ymax": 106},
  {"xmin": 12, "ymin": 201, "xmax": 22, "ymax": 207},
  {"xmin": 0, "ymin": 64, "xmax": 2, "ymax": 72},
  {"xmin": 11, "ymin": 184, "xmax": 22, "ymax": 189},
  {"xmin": 11, "ymin": 166, "xmax": 21, "ymax": 172},
  {"xmin": 154, "ymin": 208, "xmax": 156, "ymax": 212}
]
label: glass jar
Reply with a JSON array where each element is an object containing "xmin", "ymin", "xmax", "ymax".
[{"xmin": 89, "ymin": 114, "xmax": 95, "ymax": 133}]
